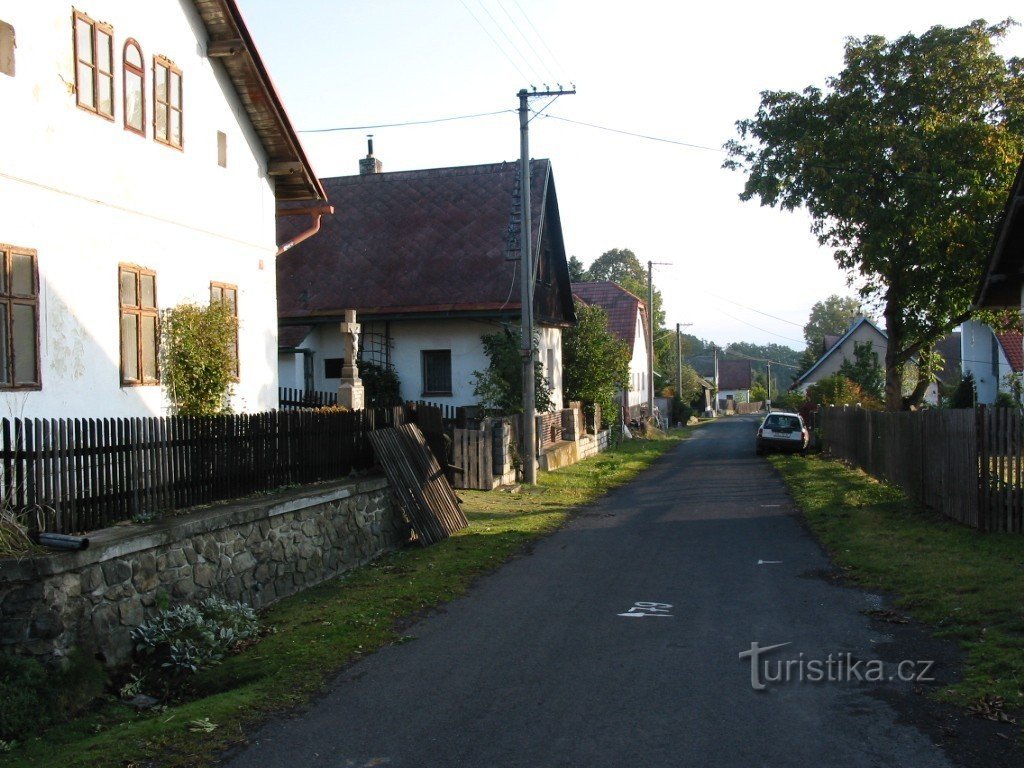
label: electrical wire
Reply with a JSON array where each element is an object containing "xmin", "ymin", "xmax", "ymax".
[
  {"xmin": 510, "ymin": 0, "xmax": 567, "ymax": 76},
  {"xmin": 702, "ymin": 290, "xmax": 806, "ymax": 328},
  {"xmin": 474, "ymin": 0, "xmax": 544, "ymax": 83},
  {"xmin": 716, "ymin": 308, "xmax": 807, "ymax": 346},
  {"xmin": 458, "ymin": 0, "xmax": 531, "ymax": 83},
  {"xmin": 533, "ymin": 113, "xmax": 725, "ymax": 153},
  {"xmin": 495, "ymin": 0, "xmax": 556, "ymax": 83},
  {"xmin": 299, "ymin": 109, "xmax": 514, "ymax": 133}
]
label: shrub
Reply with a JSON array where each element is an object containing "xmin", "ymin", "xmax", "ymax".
[
  {"xmin": 160, "ymin": 301, "xmax": 238, "ymax": 416},
  {"xmin": 359, "ymin": 361, "xmax": 402, "ymax": 408},
  {"xmin": 132, "ymin": 596, "xmax": 258, "ymax": 675},
  {"xmin": 0, "ymin": 651, "xmax": 107, "ymax": 742}
]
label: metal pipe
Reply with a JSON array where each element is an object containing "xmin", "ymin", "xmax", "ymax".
[
  {"xmin": 276, "ymin": 204, "xmax": 334, "ymax": 256},
  {"xmin": 37, "ymin": 532, "xmax": 89, "ymax": 551}
]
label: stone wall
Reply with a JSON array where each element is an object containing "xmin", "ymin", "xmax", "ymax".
[{"xmin": 0, "ymin": 477, "xmax": 407, "ymax": 666}]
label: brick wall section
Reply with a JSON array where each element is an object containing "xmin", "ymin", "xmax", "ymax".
[{"xmin": 0, "ymin": 477, "xmax": 407, "ymax": 666}]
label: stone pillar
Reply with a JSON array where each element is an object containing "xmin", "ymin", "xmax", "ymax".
[{"xmin": 338, "ymin": 309, "xmax": 365, "ymax": 410}]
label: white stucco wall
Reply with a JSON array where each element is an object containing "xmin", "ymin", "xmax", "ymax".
[
  {"xmin": 961, "ymin": 320, "xmax": 1011, "ymax": 405},
  {"xmin": 0, "ymin": 2, "xmax": 281, "ymax": 418},
  {"xmin": 624, "ymin": 311, "xmax": 649, "ymax": 411},
  {"xmin": 283, "ymin": 319, "xmax": 565, "ymax": 410}
]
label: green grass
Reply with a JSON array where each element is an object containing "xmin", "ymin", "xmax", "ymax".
[
  {"xmin": 770, "ymin": 453, "xmax": 1024, "ymax": 714},
  {"xmin": 4, "ymin": 429, "xmax": 692, "ymax": 768}
]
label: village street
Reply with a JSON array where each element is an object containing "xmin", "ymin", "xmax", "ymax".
[{"xmin": 226, "ymin": 418, "xmax": 961, "ymax": 768}]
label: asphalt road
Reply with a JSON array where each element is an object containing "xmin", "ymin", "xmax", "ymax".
[{"xmin": 225, "ymin": 416, "xmax": 956, "ymax": 768}]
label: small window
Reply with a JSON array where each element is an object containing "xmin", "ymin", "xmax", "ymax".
[
  {"xmin": 421, "ymin": 350, "xmax": 452, "ymax": 396},
  {"xmin": 0, "ymin": 20, "xmax": 14, "ymax": 77},
  {"xmin": 153, "ymin": 55, "xmax": 182, "ymax": 149},
  {"xmin": 323, "ymin": 358, "xmax": 343, "ymax": 379},
  {"xmin": 217, "ymin": 131, "xmax": 227, "ymax": 167},
  {"xmin": 210, "ymin": 282, "xmax": 239, "ymax": 379},
  {"xmin": 73, "ymin": 11, "xmax": 114, "ymax": 119},
  {"xmin": 123, "ymin": 39, "xmax": 144, "ymax": 135},
  {"xmin": 119, "ymin": 265, "xmax": 158, "ymax": 385},
  {"xmin": 0, "ymin": 244, "xmax": 40, "ymax": 389}
]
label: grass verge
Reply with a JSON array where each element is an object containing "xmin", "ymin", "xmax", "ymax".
[
  {"xmin": 5, "ymin": 428, "xmax": 692, "ymax": 768},
  {"xmin": 770, "ymin": 453, "xmax": 1024, "ymax": 716}
]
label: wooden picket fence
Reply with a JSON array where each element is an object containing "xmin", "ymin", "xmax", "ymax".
[
  {"xmin": 0, "ymin": 408, "xmax": 403, "ymax": 535},
  {"xmin": 819, "ymin": 405, "xmax": 1024, "ymax": 532},
  {"xmin": 453, "ymin": 424, "xmax": 495, "ymax": 490},
  {"xmin": 278, "ymin": 387, "xmax": 338, "ymax": 410}
]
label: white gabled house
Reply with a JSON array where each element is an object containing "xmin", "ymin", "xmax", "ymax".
[
  {"xmin": 0, "ymin": 1, "xmax": 327, "ymax": 418},
  {"xmin": 960, "ymin": 320, "xmax": 1023, "ymax": 404}
]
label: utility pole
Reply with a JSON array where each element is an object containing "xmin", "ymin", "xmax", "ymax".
[
  {"xmin": 518, "ymin": 85, "xmax": 575, "ymax": 484},
  {"xmin": 766, "ymin": 362, "xmax": 772, "ymax": 410},
  {"xmin": 646, "ymin": 260, "xmax": 669, "ymax": 427},
  {"xmin": 712, "ymin": 344, "xmax": 719, "ymax": 415}
]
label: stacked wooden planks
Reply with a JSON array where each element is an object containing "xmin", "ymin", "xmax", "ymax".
[{"xmin": 368, "ymin": 424, "xmax": 467, "ymax": 545}]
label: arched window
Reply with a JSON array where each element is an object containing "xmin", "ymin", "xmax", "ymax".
[{"xmin": 123, "ymin": 39, "xmax": 144, "ymax": 135}]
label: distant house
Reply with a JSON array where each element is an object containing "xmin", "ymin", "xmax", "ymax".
[
  {"xmin": 795, "ymin": 316, "xmax": 960, "ymax": 403},
  {"xmin": 570, "ymin": 281, "xmax": 650, "ymax": 420},
  {"xmin": 717, "ymin": 359, "xmax": 752, "ymax": 411},
  {"xmin": 277, "ymin": 155, "xmax": 576, "ymax": 409},
  {"xmin": 0, "ymin": 1, "xmax": 326, "ymax": 418},
  {"xmin": 961, "ymin": 321, "xmax": 1022, "ymax": 404},
  {"xmin": 793, "ymin": 316, "xmax": 887, "ymax": 394}
]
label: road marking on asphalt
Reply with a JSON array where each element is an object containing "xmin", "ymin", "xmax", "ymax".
[
  {"xmin": 618, "ymin": 601, "xmax": 673, "ymax": 618},
  {"xmin": 760, "ymin": 504, "xmax": 782, "ymax": 508},
  {"xmin": 757, "ymin": 560, "xmax": 783, "ymax": 565}
]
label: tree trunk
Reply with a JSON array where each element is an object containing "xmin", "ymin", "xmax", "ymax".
[
  {"xmin": 902, "ymin": 344, "xmax": 934, "ymax": 409},
  {"xmin": 883, "ymin": 289, "xmax": 904, "ymax": 411}
]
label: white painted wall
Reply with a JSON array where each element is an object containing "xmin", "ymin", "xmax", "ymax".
[
  {"xmin": 625, "ymin": 311, "xmax": 649, "ymax": 411},
  {"xmin": 961, "ymin": 320, "xmax": 1011, "ymax": 405},
  {"xmin": 0, "ymin": 2, "xmax": 281, "ymax": 418},
  {"xmin": 283, "ymin": 319, "xmax": 565, "ymax": 410}
]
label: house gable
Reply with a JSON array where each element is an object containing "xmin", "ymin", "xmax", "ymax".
[
  {"xmin": 976, "ymin": 156, "xmax": 1024, "ymax": 309},
  {"xmin": 794, "ymin": 317, "xmax": 887, "ymax": 390}
]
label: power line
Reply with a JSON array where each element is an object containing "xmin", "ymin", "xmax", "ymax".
[
  {"xmin": 721, "ymin": 348, "xmax": 801, "ymax": 370},
  {"xmin": 458, "ymin": 0, "xmax": 531, "ymax": 83},
  {"xmin": 299, "ymin": 109, "xmax": 514, "ymax": 133},
  {"xmin": 702, "ymin": 290, "xmax": 805, "ymax": 328},
  {"xmin": 474, "ymin": 0, "xmax": 544, "ymax": 84},
  {"xmin": 495, "ymin": 0, "xmax": 555, "ymax": 82},
  {"xmin": 510, "ymin": 0, "xmax": 566, "ymax": 75},
  {"xmin": 534, "ymin": 113, "xmax": 725, "ymax": 153},
  {"xmin": 717, "ymin": 308, "xmax": 806, "ymax": 346}
]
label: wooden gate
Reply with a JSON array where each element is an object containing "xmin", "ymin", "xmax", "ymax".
[{"xmin": 453, "ymin": 424, "xmax": 494, "ymax": 490}]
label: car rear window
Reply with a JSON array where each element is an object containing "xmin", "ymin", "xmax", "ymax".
[{"xmin": 765, "ymin": 415, "xmax": 801, "ymax": 430}]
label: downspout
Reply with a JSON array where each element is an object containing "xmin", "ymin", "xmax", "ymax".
[{"xmin": 276, "ymin": 204, "xmax": 334, "ymax": 256}]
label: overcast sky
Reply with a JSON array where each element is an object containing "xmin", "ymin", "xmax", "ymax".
[{"xmin": 238, "ymin": 0, "xmax": 1024, "ymax": 352}]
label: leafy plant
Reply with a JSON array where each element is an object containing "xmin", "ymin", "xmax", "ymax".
[
  {"xmin": 562, "ymin": 301, "xmax": 630, "ymax": 428},
  {"xmin": 359, "ymin": 361, "xmax": 402, "ymax": 408},
  {"xmin": 472, "ymin": 328, "xmax": 552, "ymax": 415},
  {"xmin": 132, "ymin": 596, "xmax": 259, "ymax": 676},
  {"xmin": 0, "ymin": 651, "xmax": 106, "ymax": 742},
  {"xmin": 946, "ymin": 372, "xmax": 977, "ymax": 409},
  {"xmin": 160, "ymin": 301, "xmax": 238, "ymax": 415},
  {"xmin": 806, "ymin": 374, "xmax": 872, "ymax": 408}
]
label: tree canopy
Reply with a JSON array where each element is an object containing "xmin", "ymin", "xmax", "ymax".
[
  {"xmin": 726, "ymin": 20, "xmax": 1024, "ymax": 410},
  {"xmin": 803, "ymin": 295, "xmax": 862, "ymax": 348},
  {"xmin": 562, "ymin": 301, "xmax": 631, "ymax": 427}
]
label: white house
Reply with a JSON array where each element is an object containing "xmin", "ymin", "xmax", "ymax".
[
  {"xmin": 0, "ymin": 1, "xmax": 326, "ymax": 418},
  {"xmin": 570, "ymin": 281, "xmax": 650, "ymax": 419},
  {"xmin": 278, "ymin": 155, "xmax": 576, "ymax": 409},
  {"xmin": 960, "ymin": 320, "xmax": 1022, "ymax": 404},
  {"xmin": 793, "ymin": 317, "xmax": 888, "ymax": 394}
]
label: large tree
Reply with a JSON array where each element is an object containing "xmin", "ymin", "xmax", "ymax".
[
  {"xmin": 726, "ymin": 20, "xmax": 1024, "ymax": 410},
  {"xmin": 803, "ymin": 295, "xmax": 862, "ymax": 348}
]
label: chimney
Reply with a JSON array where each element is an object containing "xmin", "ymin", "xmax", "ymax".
[{"xmin": 359, "ymin": 134, "xmax": 383, "ymax": 175}]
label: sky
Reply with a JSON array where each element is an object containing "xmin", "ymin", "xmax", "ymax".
[{"xmin": 238, "ymin": 0, "xmax": 1024, "ymax": 352}]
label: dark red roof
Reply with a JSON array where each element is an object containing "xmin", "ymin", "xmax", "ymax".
[
  {"xmin": 278, "ymin": 160, "xmax": 574, "ymax": 323},
  {"xmin": 278, "ymin": 325, "xmax": 311, "ymax": 350},
  {"xmin": 718, "ymin": 359, "xmax": 752, "ymax": 390},
  {"xmin": 996, "ymin": 331, "xmax": 1024, "ymax": 372},
  {"xmin": 570, "ymin": 281, "xmax": 647, "ymax": 349}
]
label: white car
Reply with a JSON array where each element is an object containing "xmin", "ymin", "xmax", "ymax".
[{"xmin": 756, "ymin": 411, "xmax": 809, "ymax": 455}]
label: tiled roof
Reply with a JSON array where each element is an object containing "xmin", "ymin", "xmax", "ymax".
[
  {"xmin": 277, "ymin": 160, "xmax": 573, "ymax": 323},
  {"xmin": 996, "ymin": 331, "xmax": 1024, "ymax": 373},
  {"xmin": 278, "ymin": 324, "xmax": 311, "ymax": 350},
  {"xmin": 935, "ymin": 332, "xmax": 962, "ymax": 383},
  {"xmin": 570, "ymin": 281, "xmax": 646, "ymax": 349},
  {"xmin": 718, "ymin": 359, "xmax": 752, "ymax": 391}
]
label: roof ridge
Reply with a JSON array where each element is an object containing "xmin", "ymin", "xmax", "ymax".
[{"xmin": 321, "ymin": 159, "xmax": 551, "ymax": 186}]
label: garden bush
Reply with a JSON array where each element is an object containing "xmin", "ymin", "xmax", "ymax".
[{"xmin": 132, "ymin": 596, "xmax": 259, "ymax": 675}]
